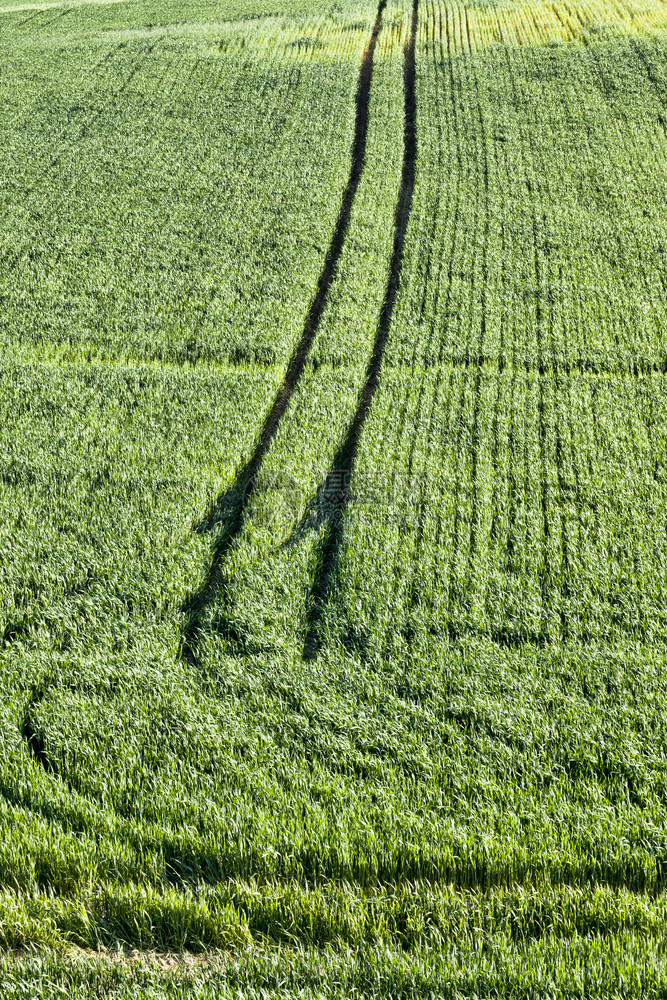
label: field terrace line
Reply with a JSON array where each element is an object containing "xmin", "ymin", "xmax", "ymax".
[
  {"xmin": 303, "ymin": 0, "xmax": 420, "ymax": 660},
  {"xmin": 179, "ymin": 1, "xmax": 388, "ymax": 667}
]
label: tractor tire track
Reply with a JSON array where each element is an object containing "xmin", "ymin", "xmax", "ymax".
[
  {"xmin": 21, "ymin": 684, "xmax": 56, "ymax": 775},
  {"xmin": 180, "ymin": 2, "xmax": 387, "ymax": 666},
  {"xmin": 303, "ymin": 0, "xmax": 419, "ymax": 661}
]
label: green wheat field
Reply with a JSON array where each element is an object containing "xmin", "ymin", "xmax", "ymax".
[{"xmin": 2, "ymin": 0, "xmax": 667, "ymax": 993}]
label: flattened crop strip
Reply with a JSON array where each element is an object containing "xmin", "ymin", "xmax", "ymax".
[
  {"xmin": 304, "ymin": 0, "xmax": 420, "ymax": 660},
  {"xmin": 180, "ymin": 3, "xmax": 388, "ymax": 666},
  {"xmin": 20, "ymin": 684, "xmax": 54, "ymax": 775}
]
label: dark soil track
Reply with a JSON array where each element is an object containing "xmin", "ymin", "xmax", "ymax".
[
  {"xmin": 304, "ymin": 0, "xmax": 419, "ymax": 659},
  {"xmin": 21, "ymin": 685, "xmax": 54, "ymax": 774},
  {"xmin": 180, "ymin": 2, "xmax": 388, "ymax": 666}
]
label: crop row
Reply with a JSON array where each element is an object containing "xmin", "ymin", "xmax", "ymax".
[
  {"xmin": 418, "ymin": 0, "xmax": 667, "ymax": 55},
  {"xmin": 0, "ymin": 2, "xmax": 375, "ymax": 368}
]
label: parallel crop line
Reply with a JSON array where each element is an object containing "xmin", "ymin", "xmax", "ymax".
[
  {"xmin": 0, "ymin": 38, "xmax": 163, "ymax": 286},
  {"xmin": 432, "ymin": 44, "xmax": 473, "ymax": 629},
  {"xmin": 380, "ymin": 0, "xmax": 441, "ymax": 650},
  {"xmin": 397, "ymin": 1, "xmax": 461, "ymax": 640},
  {"xmin": 11, "ymin": 342, "xmax": 667, "ymax": 377},
  {"xmin": 423, "ymin": 0, "xmax": 667, "ymax": 55},
  {"xmin": 464, "ymin": 46, "xmax": 493, "ymax": 627},
  {"xmin": 404, "ymin": 0, "xmax": 449, "ymax": 636}
]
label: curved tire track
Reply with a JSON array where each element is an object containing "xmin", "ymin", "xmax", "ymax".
[
  {"xmin": 303, "ymin": 0, "xmax": 420, "ymax": 661},
  {"xmin": 21, "ymin": 684, "xmax": 56, "ymax": 775},
  {"xmin": 180, "ymin": 2, "xmax": 388, "ymax": 666}
]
